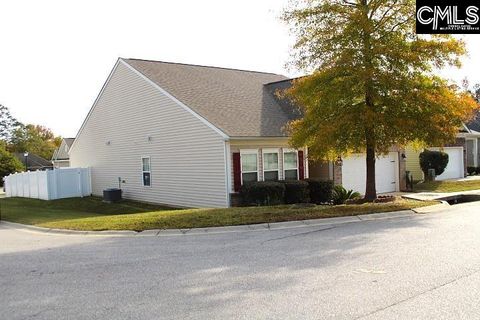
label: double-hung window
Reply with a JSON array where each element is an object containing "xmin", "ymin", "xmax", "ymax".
[
  {"xmin": 263, "ymin": 149, "xmax": 280, "ymax": 181},
  {"xmin": 240, "ymin": 150, "xmax": 258, "ymax": 184},
  {"xmin": 283, "ymin": 149, "xmax": 298, "ymax": 180},
  {"xmin": 142, "ymin": 157, "xmax": 151, "ymax": 186}
]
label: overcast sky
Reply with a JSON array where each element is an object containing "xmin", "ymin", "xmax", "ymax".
[{"xmin": 1, "ymin": 0, "xmax": 479, "ymax": 138}]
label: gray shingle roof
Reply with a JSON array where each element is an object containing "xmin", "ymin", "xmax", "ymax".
[
  {"xmin": 64, "ymin": 138, "xmax": 75, "ymax": 148},
  {"xmin": 123, "ymin": 59, "xmax": 295, "ymax": 137},
  {"xmin": 14, "ymin": 153, "xmax": 52, "ymax": 170},
  {"xmin": 467, "ymin": 112, "xmax": 480, "ymax": 133}
]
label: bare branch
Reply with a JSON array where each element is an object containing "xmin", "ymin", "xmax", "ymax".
[
  {"xmin": 372, "ymin": 0, "xmax": 399, "ymax": 28},
  {"xmin": 340, "ymin": 0, "xmax": 358, "ymax": 7}
]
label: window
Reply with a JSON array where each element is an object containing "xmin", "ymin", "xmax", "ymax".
[
  {"xmin": 240, "ymin": 150, "xmax": 258, "ymax": 184},
  {"xmin": 142, "ymin": 157, "xmax": 151, "ymax": 186},
  {"xmin": 283, "ymin": 149, "xmax": 298, "ymax": 180},
  {"xmin": 240, "ymin": 150, "xmax": 258, "ymax": 183},
  {"xmin": 263, "ymin": 149, "xmax": 280, "ymax": 181}
]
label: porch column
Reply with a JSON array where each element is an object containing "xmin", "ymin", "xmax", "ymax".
[{"xmin": 333, "ymin": 163, "xmax": 342, "ymax": 185}]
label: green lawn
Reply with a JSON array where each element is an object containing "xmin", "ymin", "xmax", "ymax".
[
  {"xmin": 0, "ymin": 196, "xmax": 436, "ymax": 232},
  {"xmin": 414, "ymin": 180, "xmax": 480, "ymax": 193}
]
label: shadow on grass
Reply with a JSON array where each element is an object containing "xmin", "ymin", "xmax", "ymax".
[
  {"xmin": 0, "ymin": 196, "xmax": 173, "ymax": 226},
  {"xmin": 0, "ymin": 196, "xmax": 435, "ymax": 231}
]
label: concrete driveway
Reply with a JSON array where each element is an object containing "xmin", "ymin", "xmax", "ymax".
[{"xmin": 2, "ymin": 202, "xmax": 480, "ymax": 319}]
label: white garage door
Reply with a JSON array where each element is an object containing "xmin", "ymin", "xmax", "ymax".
[
  {"xmin": 342, "ymin": 152, "xmax": 398, "ymax": 194},
  {"xmin": 428, "ymin": 147, "xmax": 464, "ymax": 181}
]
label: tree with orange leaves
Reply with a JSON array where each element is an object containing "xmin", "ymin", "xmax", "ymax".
[{"xmin": 282, "ymin": 0, "xmax": 479, "ymax": 200}]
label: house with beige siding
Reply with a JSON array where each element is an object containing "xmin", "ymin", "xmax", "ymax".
[
  {"xmin": 70, "ymin": 58, "xmax": 406, "ymax": 208},
  {"xmin": 465, "ymin": 114, "xmax": 480, "ymax": 169},
  {"xmin": 52, "ymin": 138, "xmax": 75, "ymax": 168},
  {"xmin": 405, "ymin": 133, "xmax": 469, "ymax": 182}
]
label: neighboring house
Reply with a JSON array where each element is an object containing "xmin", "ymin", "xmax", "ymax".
[
  {"xmin": 70, "ymin": 58, "xmax": 406, "ymax": 208},
  {"xmin": 405, "ymin": 127, "xmax": 469, "ymax": 181},
  {"xmin": 52, "ymin": 138, "xmax": 75, "ymax": 168},
  {"xmin": 465, "ymin": 113, "xmax": 480, "ymax": 168},
  {"xmin": 13, "ymin": 153, "xmax": 53, "ymax": 171}
]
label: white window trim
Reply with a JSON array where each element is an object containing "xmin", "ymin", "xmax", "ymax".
[
  {"xmin": 283, "ymin": 148, "xmax": 299, "ymax": 180},
  {"xmin": 262, "ymin": 148, "xmax": 281, "ymax": 181},
  {"xmin": 240, "ymin": 149, "xmax": 259, "ymax": 185},
  {"xmin": 141, "ymin": 156, "xmax": 152, "ymax": 187}
]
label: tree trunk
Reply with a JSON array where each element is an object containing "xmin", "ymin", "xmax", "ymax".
[
  {"xmin": 364, "ymin": 129, "xmax": 377, "ymax": 201},
  {"xmin": 361, "ymin": 0, "xmax": 377, "ymax": 201}
]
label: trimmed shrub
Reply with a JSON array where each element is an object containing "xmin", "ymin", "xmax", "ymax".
[
  {"xmin": 282, "ymin": 180, "xmax": 310, "ymax": 204},
  {"xmin": 476, "ymin": 167, "xmax": 480, "ymax": 175},
  {"xmin": 305, "ymin": 179, "xmax": 334, "ymax": 204},
  {"xmin": 419, "ymin": 150, "xmax": 449, "ymax": 177},
  {"xmin": 467, "ymin": 166, "xmax": 477, "ymax": 176},
  {"xmin": 240, "ymin": 181, "xmax": 285, "ymax": 206},
  {"xmin": 332, "ymin": 185, "xmax": 361, "ymax": 205}
]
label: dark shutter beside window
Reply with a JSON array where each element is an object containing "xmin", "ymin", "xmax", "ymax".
[
  {"xmin": 298, "ymin": 150, "xmax": 305, "ymax": 180},
  {"xmin": 233, "ymin": 152, "xmax": 241, "ymax": 192}
]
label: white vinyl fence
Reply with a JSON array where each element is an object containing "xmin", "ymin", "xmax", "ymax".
[{"xmin": 5, "ymin": 168, "xmax": 92, "ymax": 200}]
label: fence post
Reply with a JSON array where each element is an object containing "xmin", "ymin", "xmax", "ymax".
[
  {"xmin": 87, "ymin": 167, "xmax": 92, "ymax": 196},
  {"xmin": 19, "ymin": 173, "xmax": 23, "ymax": 197},
  {"xmin": 36, "ymin": 171, "xmax": 40, "ymax": 199},
  {"xmin": 77, "ymin": 168, "xmax": 83, "ymax": 198},
  {"xmin": 51, "ymin": 169, "xmax": 58, "ymax": 200},
  {"xmin": 4, "ymin": 176, "xmax": 8, "ymax": 197}
]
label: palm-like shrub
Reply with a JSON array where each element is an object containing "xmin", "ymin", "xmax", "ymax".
[{"xmin": 332, "ymin": 185, "xmax": 361, "ymax": 205}]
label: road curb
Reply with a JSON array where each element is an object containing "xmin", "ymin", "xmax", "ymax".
[
  {"xmin": 412, "ymin": 201, "xmax": 450, "ymax": 214},
  {"xmin": 0, "ymin": 206, "xmax": 439, "ymax": 237}
]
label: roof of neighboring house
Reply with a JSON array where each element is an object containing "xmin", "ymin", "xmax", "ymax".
[
  {"xmin": 466, "ymin": 112, "xmax": 480, "ymax": 133},
  {"xmin": 13, "ymin": 153, "xmax": 52, "ymax": 170},
  {"xmin": 123, "ymin": 58, "xmax": 298, "ymax": 137},
  {"xmin": 52, "ymin": 138, "xmax": 75, "ymax": 160},
  {"xmin": 64, "ymin": 138, "xmax": 75, "ymax": 148}
]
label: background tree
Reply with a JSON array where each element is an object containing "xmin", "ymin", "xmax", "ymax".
[
  {"xmin": 0, "ymin": 104, "xmax": 21, "ymax": 142},
  {"xmin": 9, "ymin": 124, "xmax": 62, "ymax": 160},
  {"xmin": 282, "ymin": 0, "xmax": 479, "ymax": 200},
  {"xmin": 0, "ymin": 142, "xmax": 23, "ymax": 183}
]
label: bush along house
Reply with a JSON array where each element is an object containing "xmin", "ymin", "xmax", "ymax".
[{"xmin": 70, "ymin": 58, "xmax": 406, "ymax": 208}]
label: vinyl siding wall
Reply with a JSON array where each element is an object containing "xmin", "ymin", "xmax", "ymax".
[
  {"xmin": 70, "ymin": 61, "xmax": 228, "ymax": 208},
  {"xmin": 228, "ymin": 139, "xmax": 308, "ymax": 193},
  {"xmin": 405, "ymin": 145, "xmax": 424, "ymax": 181},
  {"xmin": 53, "ymin": 160, "xmax": 70, "ymax": 168}
]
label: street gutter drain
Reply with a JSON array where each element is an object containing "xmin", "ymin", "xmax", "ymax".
[{"xmin": 440, "ymin": 194, "xmax": 480, "ymax": 205}]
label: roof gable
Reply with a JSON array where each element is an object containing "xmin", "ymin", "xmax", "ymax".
[{"xmin": 53, "ymin": 138, "xmax": 75, "ymax": 160}]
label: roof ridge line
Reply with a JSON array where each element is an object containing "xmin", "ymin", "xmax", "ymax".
[
  {"xmin": 264, "ymin": 76, "xmax": 305, "ymax": 86},
  {"xmin": 124, "ymin": 58, "xmax": 286, "ymax": 77}
]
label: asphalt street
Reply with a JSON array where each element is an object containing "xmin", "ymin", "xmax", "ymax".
[{"xmin": 2, "ymin": 202, "xmax": 480, "ymax": 319}]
